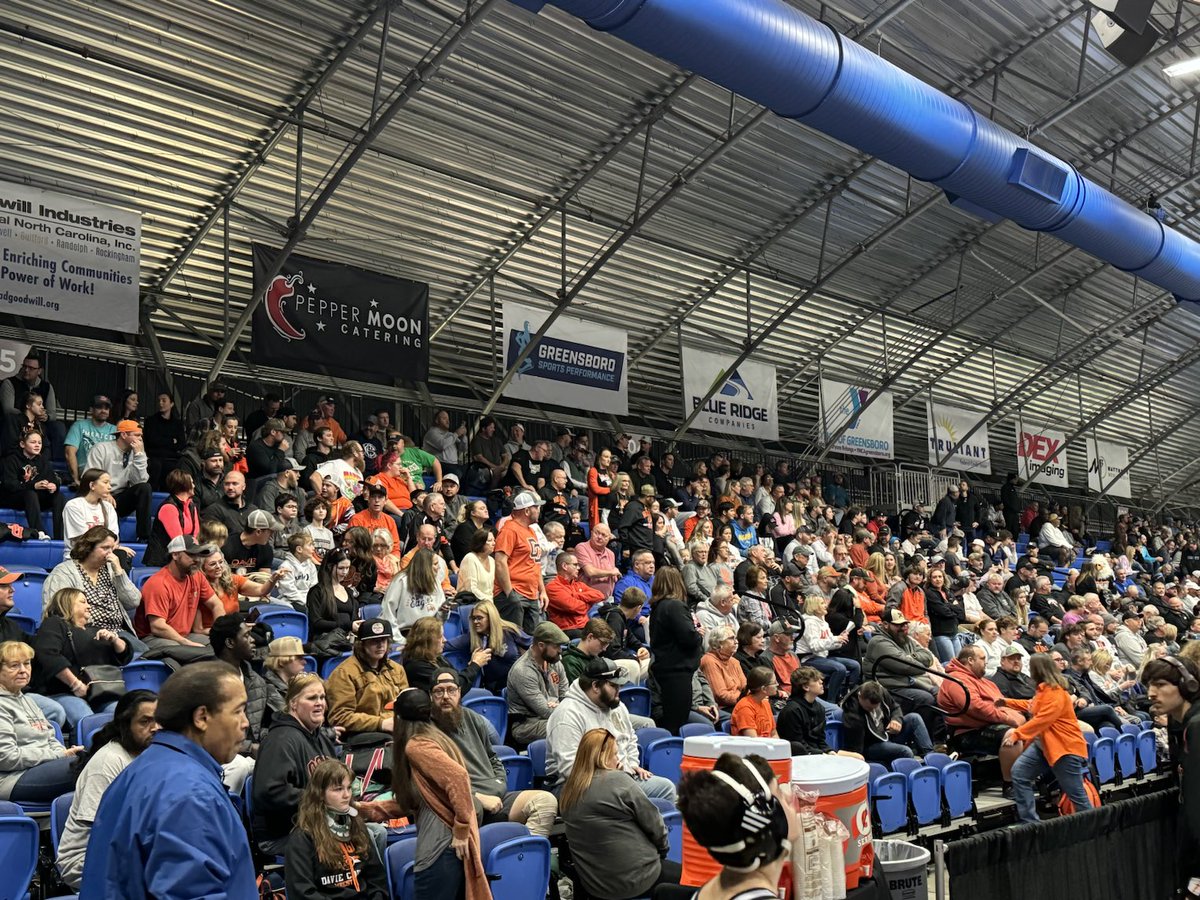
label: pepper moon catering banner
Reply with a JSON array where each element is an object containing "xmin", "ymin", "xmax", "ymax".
[
  {"xmin": 501, "ymin": 301, "xmax": 628, "ymax": 415},
  {"xmin": 927, "ymin": 401, "xmax": 991, "ymax": 473},
  {"xmin": 681, "ymin": 347, "xmax": 779, "ymax": 441},
  {"xmin": 252, "ymin": 245, "xmax": 428, "ymax": 383},
  {"xmin": 0, "ymin": 180, "xmax": 141, "ymax": 332}
]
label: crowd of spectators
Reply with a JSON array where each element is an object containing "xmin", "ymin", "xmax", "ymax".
[{"xmin": 3, "ymin": 348, "xmax": 1200, "ymax": 896}]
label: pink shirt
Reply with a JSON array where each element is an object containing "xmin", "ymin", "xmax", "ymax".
[{"xmin": 575, "ymin": 540, "xmax": 617, "ymax": 597}]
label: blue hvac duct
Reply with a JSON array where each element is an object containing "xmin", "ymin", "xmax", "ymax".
[{"xmin": 511, "ymin": 0, "xmax": 1200, "ymax": 301}]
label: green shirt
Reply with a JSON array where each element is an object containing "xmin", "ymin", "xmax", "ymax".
[{"xmin": 400, "ymin": 447, "xmax": 436, "ymax": 483}]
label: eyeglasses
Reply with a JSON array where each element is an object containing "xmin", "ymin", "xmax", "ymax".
[{"xmin": 431, "ymin": 686, "xmax": 460, "ymax": 697}]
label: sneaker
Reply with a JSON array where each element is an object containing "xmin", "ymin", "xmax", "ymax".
[{"xmin": 33, "ymin": 531, "xmax": 50, "ymax": 542}]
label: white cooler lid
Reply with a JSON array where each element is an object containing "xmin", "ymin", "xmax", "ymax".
[
  {"xmin": 682, "ymin": 735, "xmax": 793, "ymax": 761},
  {"xmin": 789, "ymin": 755, "xmax": 870, "ymax": 795}
]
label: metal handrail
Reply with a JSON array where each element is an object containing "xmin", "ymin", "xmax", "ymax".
[{"xmin": 868, "ymin": 652, "xmax": 971, "ymax": 718}]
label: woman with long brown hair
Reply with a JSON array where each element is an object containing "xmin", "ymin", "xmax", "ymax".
[
  {"xmin": 392, "ymin": 688, "xmax": 490, "ymax": 900},
  {"xmin": 561, "ymin": 728, "xmax": 679, "ymax": 900},
  {"xmin": 402, "ymin": 616, "xmax": 488, "ymax": 694},
  {"xmin": 285, "ymin": 758, "xmax": 388, "ymax": 898},
  {"xmin": 587, "ymin": 447, "xmax": 615, "ymax": 527},
  {"xmin": 649, "ymin": 567, "xmax": 703, "ymax": 735}
]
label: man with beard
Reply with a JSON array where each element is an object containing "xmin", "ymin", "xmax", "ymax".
[
  {"xmin": 133, "ymin": 536, "xmax": 224, "ymax": 665},
  {"xmin": 429, "ymin": 668, "xmax": 558, "ymax": 835},
  {"xmin": 546, "ymin": 658, "xmax": 676, "ymax": 801},
  {"xmin": 203, "ymin": 469, "xmax": 260, "ymax": 537},
  {"xmin": 506, "ymin": 620, "xmax": 570, "ymax": 747}
]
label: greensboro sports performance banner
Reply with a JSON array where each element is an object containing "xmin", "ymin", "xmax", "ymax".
[
  {"xmin": 1016, "ymin": 420, "xmax": 1069, "ymax": 487},
  {"xmin": 681, "ymin": 347, "xmax": 778, "ymax": 440},
  {"xmin": 819, "ymin": 378, "xmax": 894, "ymax": 460},
  {"xmin": 1087, "ymin": 437, "xmax": 1132, "ymax": 498},
  {"xmin": 501, "ymin": 301, "xmax": 628, "ymax": 414},
  {"xmin": 0, "ymin": 180, "xmax": 140, "ymax": 332},
  {"xmin": 927, "ymin": 402, "xmax": 991, "ymax": 473},
  {"xmin": 252, "ymin": 245, "xmax": 428, "ymax": 383}
]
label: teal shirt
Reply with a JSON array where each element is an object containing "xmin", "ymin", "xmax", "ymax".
[{"xmin": 64, "ymin": 419, "xmax": 116, "ymax": 469}]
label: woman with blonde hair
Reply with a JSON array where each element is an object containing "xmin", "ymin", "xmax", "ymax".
[
  {"xmin": 285, "ymin": 758, "xmax": 388, "ymax": 898},
  {"xmin": 0, "ymin": 641, "xmax": 82, "ymax": 801},
  {"xmin": 445, "ymin": 599, "xmax": 529, "ymax": 694},
  {"xmin": 863, "ymin": 552, "xmax": 891, "ymax": 604},
  {"xmin": 371, "ymin": 528, "xmax": 402, "ymax": 593},
  {"xmin": 561, "ymin": 728, "xmax": 679, "ymax": 900},
  {"xmin": 262, "ymin": 636, "xmax": 308, "ymax": 714},
  {"xmin": 199, "ymin": 550, "xmax": 283, "ymax": 628},
  {"xmin": 392, "ymin": 688, "xmax": 490, "ymax": 900}
]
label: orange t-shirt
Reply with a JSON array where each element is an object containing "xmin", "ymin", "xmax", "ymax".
[
  {"xmin": 494, "ymin": 518, "xmax": 544, "ymax": 600},
  {"xmin": 370, "ymin": 472, "xmax": 413, "ymax": 511},
  {"xmin": 200, "ymin": 574, "xmax": 247, "ymax": 629},
  {"xmin": 349, "ymin": 508, "xmax": 400, "ymax": 549},
  {"xmin": 731, "ymin": 695, "xmax": 776, "ymax": 737}
]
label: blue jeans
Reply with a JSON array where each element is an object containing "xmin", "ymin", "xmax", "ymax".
[
  {"xmin": 932, "ymin": 635, "xmax": 956, "ymax": 664},
  {"xmin": 637, "ymin": 774, "xmax": 677, "ymax": 803},
  {"xmin": 805, "ymin": 655, "xmax": 861, "ymax": 701},
  {"xmin": 865, "ymin": 713, "xmax": 935, "ymax": 765},
  {"xmin": 46, "ymin": 695, "xmax": 118, "ymax": 733},
  {"xmin": 414, "ymin": 845, "xmax": 464, "ymax": 900},
  {"xmin": 10, "ymin": 755, "xmax": 77, "ymax": 802},
  {"xmin": 29, "ymin": 693, "xmax": 65, "ymax": 727},
  {"xmin": 1011, "ymin": 745, "xmax": 1093, "ymax": 823}
]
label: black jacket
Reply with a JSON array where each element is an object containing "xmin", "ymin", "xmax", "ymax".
[
  {"xmin": 931, "ymin": 494, "xmax": 957, "ymax": 531},
  {"xmin": 144, "ymin": 494, "xmax": 200, "ymax": 568},
  {"xmin": 1, "ymin": 449, "xmax": 58, "ymax": 494},
  {"xmin": 776, "ymin": 695, "xmax": 829, "ymax": 755},
  {"xmin": 924, "ymin": 585, "xmax": 965, "ymax": 637},
  {"xmin": 246, "ymin": 438, "xmax": 288, "ymax": 480},
  {"xmin": 988, "ymin": 668, "xmax": 1035, "ymax": 700},
  {"xmin": 648, "ymin": 597, "xmax": 702, "ymax": 675},
  {"xmin": 618, "ymin": 499, "xmax": 655, "ymax": 555},
  {"xmin": 403, "ymin": 653, "xmax": 482, "ymax": 695},
  {"xmin": 1030, "ymin": 591, "xmax": 1067, "ymax": 623},
  {"xmin": 143, "ymin": 412, "xmax": 186, "ymax": 460},
  {"xmin": 252, "ymin": 714, "xmax": 340, "ymax": 843},
  {"xmin": 30, "ymin": 616, "xmax": 133, "ymax": 694},
  {"xmin": 602, "ymin": 605, "xmax": 648, "ymax": 659},
  {"xmin": 285, "ymin": 829, "xmax": 387, "ymax": 900},
  {"xmin": 202, "ymin": 495, "xmax": 258, "ymax": 536},
  {"xmin": 840, "ymin": 686, "xmax": 903, "ymax": 755}
]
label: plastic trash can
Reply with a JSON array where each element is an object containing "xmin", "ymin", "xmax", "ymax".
[{"xmin": 875, "ymin": 840, "xmax": 930, "ymax": 900}]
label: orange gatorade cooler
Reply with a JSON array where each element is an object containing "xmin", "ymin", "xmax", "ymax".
[
  {"xmin": 680, "ymin": 736, "xmax": 793, "ymax": 887},
  {"xmin": 790, "ymin": 755, "xmax": 873, "ymax": 888}
]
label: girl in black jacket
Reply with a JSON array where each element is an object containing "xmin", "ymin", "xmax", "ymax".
[
  {"xmin": 0, "ymin": 430, "xmax": 63, "ymax": 539},
  {"xmin": 648, "ymin": 568, "xmax": 703, "ymax": 736},
  {"xmin": 924, "ymin": 569, "xmax": 965, "ymax": 665},
  {"xmin": 285, "ymin": 758, "xmax": 387, "ymax": 900}
]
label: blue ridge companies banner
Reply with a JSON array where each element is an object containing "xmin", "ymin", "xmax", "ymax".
[
  {"xmin": 819, "ymin": 378, "xmax": 894, "ymax": 460},
  {"xmin": 927, "ymin": 401, "xmax": 991, "ymax": 474},
  {"xmin": 681, "ymin": 347, "xmax": 778, "ymax": 440},
  {"xmin": 502, "ymin": 301, "xmax": 628, "ymax": 414},
  {"xmin": 252, "ymin": 245, "xmax": 428, "ymax": 383},
  {"xmin": 0, "ymin": 180, "xmax": 140, "ymax": 331}
]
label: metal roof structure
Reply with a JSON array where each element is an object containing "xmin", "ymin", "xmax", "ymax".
[{"xmin": 3, "ymin": 0, "xmax": 1200, "ymax": 509}]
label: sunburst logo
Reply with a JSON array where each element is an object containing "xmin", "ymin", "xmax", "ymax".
[{"xmin": 936, "ymin": 415, "xmax": 958, "ymax": 442}]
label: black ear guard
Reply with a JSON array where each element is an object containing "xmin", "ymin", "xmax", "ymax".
[
  {"xmin": 1163, "ymin": 656, "xmax": 1200, "ymax": 699},
  {"xmin": 707, "ymin": 758, "xmax": 791, "ymax": 872}
]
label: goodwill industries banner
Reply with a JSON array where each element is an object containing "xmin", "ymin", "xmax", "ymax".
[
  {"xmin": 1087, "ymin": 437, "xmax": 1132, "ymax": 498},
  {"xmin": 252, "ymin": 245, "xmax": 428, "ymax": 384},
  {"xmin": 927, "ymin": 402, "xmax": 991, "ymax": 473},
  {"xmin": 682, "ymin": 348, "xmax": 778, "ymax": 440},
  {"xmin": 0, "ymin": 180, "xmax": 141, "ymax": 332},
  {"xmin": 502, "ymin": 301, "xmax": 628, "ymax": 414},
  {"xmin": 1016, "ymin": 420, "xmax": 1069, "ymax": 487},
  {"xmin": 819, "ymin": 378, "xmax": 894, "ymax": 460}
]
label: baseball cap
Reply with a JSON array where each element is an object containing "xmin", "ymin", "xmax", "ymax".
[
  {"xmin": 395, "ymin": 688, "xmax": 432, "ymax": 722},
  {"xmin": 209, "ymin": 382, "xmax": 228, "ymax": 392},
  {"xmin": 767, "ymin": 620, "xmax": 799, "ymax": 636},
  {"xmin": 267, "ymin": 636, "xmax": 305, "ymax": 658},
  {"xmin": 91, "ymin": 394, "xmax": 112, "ymax": 408},
  {"xmin": 849, "ymin": 567, "xmax": 869, "ymax": 579},
  {"xmin": 318, "ymin": 395, "xmax": 336, "ymax": 404},
  {"xmin": 512, "ymin": 491, "xmax": 545, "ymax": 511},
  {"xmin": 792, "ymin": 543, "xmax": 814, "ymax": 558},
  {"xmin": 782, "ymin": 561, "xmax": 806, "ymax": 578},
  {"xmin": 365, "ymin": 415, "xmax": 379, "ymax": 425},
  {"xmin": 881, "ymin": 608, "xmax": 909, "ymax": 626},
  {"xmin": 817, "ymin": 566, "xmax": 840, "ymax": 579},
  {"xmin": 441, "ymin": 473, "xmax": 460, "ymax": 485},
  {"xmin": 532, "ymin": 621, "xmax": 570, "ymax": 645},
  {"xmin": 115, "ymin": 419, "xmax": 142, "ymax": 435},
  {"xmin": 929, "ymin": 554, "xmax": 945, "ymax": 565},
  {"xmin": 431, "ymin": 667, "xmax": 461, "ymax": 689},
  {"xmin": 0, "ymin": 567, "xmax": 18, "ymax": 586},
  {"xmin": 1001, "ymin": 644, "xmax": 1024, "ymax": 658},
  {"xmin": 582, "ymin": 657, "xmax": 630, "ymax": 685},
  {"xmin": 285, "ymin": 457, "xmax": 304, "ymax": 471},
  {"xmin": 167, "ymin": 535, "xmax": 213, "ymax": 556},
  {"xmin": 203, "ymin": 447, "xmax": 225, "ymax": 460},
  {"xmin": 556, "ymin": 426, "xmax": 574, "ymax": 438},
  {"xmin": 639, "ymin": 484, "xmax": 656, "ymax": 496},
  {"xmin": 1017, "ymin": 556, "xmax": 1037, "ymax": 570},
  {"xmin": 662, "ymin": 498, "xmax": 680, "ymax": 509},
  {"xmin": 246, "ymin": 509, "xmax": 280, "ymax": 531},
  {"xmin": 358, "ymin": 618, "xmax": 393, "ymax": 641}
]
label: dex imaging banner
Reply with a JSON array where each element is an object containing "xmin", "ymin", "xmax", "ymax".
[
  {"xmin": 0, "ymin": 180, "xmax": 140, "ymax": 332},
  {"xmin": 1017, "ymin": 421, "xmax": 1069, "ymax": 487},
  {"xmin": 927, "ymin": 402, "xmax": 991, "ymax": 473},
  {"xmin": 502, "ymin": 301, "xmax": 628, "ymax": 415},
  {"xmin": 252, "ymin": 245, "xmax": 428, "ymax": 384},
  {"xmin": 819, "ymin": 378, "xmax": 894, "ymax": 460},
  {"xmin": 1087, "ymin": 437, "xmax": 1131, "ymax": 498},
  {"xmin": 682, "ymin": 348, "xmax": 778, "ymax": 440}
]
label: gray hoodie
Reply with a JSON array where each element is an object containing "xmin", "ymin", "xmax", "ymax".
[
  {"xmin": 0, "ymin": 688, "xmax": 65, "ymax": 799},
  {"xmin": 546, "ymin": 679, "xmax": 639, "ymax": 786}
]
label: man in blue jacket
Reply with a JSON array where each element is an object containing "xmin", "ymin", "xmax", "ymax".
[{"xmin": 80, "ymin": 660, "xmax": 256, "ymax": 899}]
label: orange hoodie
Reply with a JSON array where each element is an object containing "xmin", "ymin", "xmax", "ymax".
[
  {"xmin": 898, "ymin": 585, "xmax": 928, "ymax": 624},
  {"xmin": 1006, "ymin": 683, "xmax": 1088, "ymax": 766}
]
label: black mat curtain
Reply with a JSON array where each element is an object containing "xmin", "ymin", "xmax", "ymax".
[{"xmin": 945, "ymin": 789, "xmax": 1180, "ymax": 900}]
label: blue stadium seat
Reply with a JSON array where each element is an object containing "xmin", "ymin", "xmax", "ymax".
[
  {"xmin": 78, "ymin": 711, "xmax": 113, "ymax": 750},
  {"xmin": 118, "ymin": 516, "xmax": 138, "ymax": 543},
  {"xmin": 0, "ymin": 540, "xmax": 64, "ymax": 569},
  {"xmin": 636, "ymin": 727, "xmax": 671, "ymax": 762},
  {"xmin": 643, "ymin": 738, "xmax": 684, "ymax": 784},
  {"xmin": 481, "ymin": 824, "xmax": 550, "ymax": 900},
  {"xmin": 1095, "ymin": 540, "xmax": 1112, "ymax": 553},
  {"xmin": 1121, "ymin": 723, "xmax": 1142, "ymax": 738},
  {"xmin": 320, "ymin": 652, "xmax": 352, "ymax": 679},
  {"xmin": 443, "ymin": 648, "xmax": 470, "ymax": 671},
  {"xmin": 8, "ymin": 616, "xmax": 35, "ymax": 636},
  {"xmin": 50, "ymin": 791, "xmax": 73, "ymax": 854},
  {"xmin": 663, "ymin": 809, "xmax": 683, "ymax": 864},
  {"xmin": 122, "ymin": 660, "xmax": 171, "ymax": 693},
  {"xmin": 464, "ymin": 687, "xmax": 492, "ymax": 702},
  {"xmin": 129, "ymin": 567, "xmax": 159, "ymax": 590},
  {"xmin": 10, "ymin": 574, "xmax": 46, "ymax": 626},
  {"xmin": 493, "ymin": 745, "xmax": 517, "ymax": 759},
  {"xmin": 360, "ymin": 603, "xmax": 382, "ymax": 621},
  {"xmin": 443, "ymin": 615, "xmax": 464, "ymax": 641},
  {"xmin": 720, "ymin": 718, "xmax": 733, "ymax": 735},
  {"xmin": 679, "ymin": 722, "xmax": 715, "ymax": 740},
  {"xmin": 302, "ymin": 655, "xmax": 317, "ymax": 674},
  {"xmin": 619, "ymin": 686, "xmax": 651, "ymax": 718},
  {"xmin": 124, "ymin": 543, "xmax": 146, "ymax": 566},
  {"xmin": 1137, "ymin": 729, "xmax": 1157, "ymax": 774},
  {"xmin": 893, "ymin": 758, "xmax": 940, "ymax": 826},
  {"xmin": 385, "ymin": 835, "xmax": 417, "ymax": 899},
  {"xmin": 1093, "ymin": 736, "xmax": 1117, "ymax": 784},
  {"xmin": 502, "ymin": 756, "xmax": 533, "ymax": 793},
  {"xmin": 255, "ymin": 608, "xmax": 308, "ymax": 643},
  {"xmin": 527, "ymin": 740, "xmax": 547, "ymax": 783},
  {"xmin": 463, "ymin": 696, "xmax": 507, "ymax": 744},
  {"xmin": 871, "ymin": 772, "xmax": 908, "ymax": 834},
  {"xmin": 1115, "ymin": 733, "xmax": 1138, "ymax": 780},
  {"xmin": 824, "ymin": 720, "xmax": 842, "ymax": 751},
  {"xmin": 925, "ymin": 752, "xmax": 973, "ymax": 819},
  {"xmin": 1098, "ymin": 726, "xmax": 1120, "ymax": 741},
  {"xmin": 0, "ymin": 815, "xmax": 39, "ymax": 900}
]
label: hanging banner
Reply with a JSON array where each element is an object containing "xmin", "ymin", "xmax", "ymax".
[
  {"xmin": 0, "ymin": 339, "xmax": 31, "ymax": 381},
  {"xmin": 252, "ymin": 245, "xmax": 428, "ymax": 384},
  {"xmin": 0, "ymin": 180, "xmax": 140, "ymax": 332},
  {"xmin": 1087, "ymin": 437, "xmax": 1131, "ymax": 498},
  {"xmin": 927, "ymin": 402, "xmax": 991, "ymax": 473},
  {"xmin": 681, "ymin": 347, "xmax": 778, "ymax": 440},
  {"xmin": 501, "ymin": 301, "xmax": 628, "ymax": 414},
  {"xmin": 1016, "ymin": 420, "xmax": 1069, "ymax": 487},
  {"xmin": 819, "ymin": 378, "xmax": 894, "ymax": 460}
]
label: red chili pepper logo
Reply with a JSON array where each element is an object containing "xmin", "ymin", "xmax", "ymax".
[{"xmin": 265, "ymin": 273, "xmax": 307, "ymax": 342}]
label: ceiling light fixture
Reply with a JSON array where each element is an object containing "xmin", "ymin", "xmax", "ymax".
[{"xmin": 1164, "ymin": 57, "xmax": 1200, "ymax": 77}]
